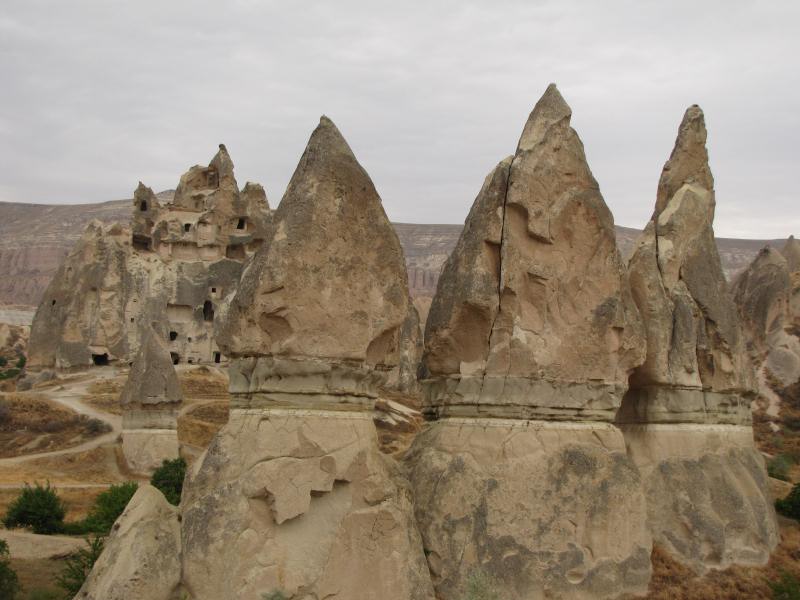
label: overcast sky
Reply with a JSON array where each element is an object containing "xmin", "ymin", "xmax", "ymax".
[{"xmin": 1, "ymin": 1, "xmax": 798, "ymax": 238}]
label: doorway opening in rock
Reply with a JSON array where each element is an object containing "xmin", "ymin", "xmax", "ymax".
[
  {"xmin": 171, "ymin": 352, "xmax": 180, "ymax": 365},
  {"xmin": 139, "ymin": 201, "xmax": 147, "ymax": 211},
  {"xmin": 236, "ymin": 217, "xmax": 246, "ymax": 230},
  {"xmin": 92, "ymin": 353, "xmax": 110, "ymax": 366},
  {"xmin": 184, "ymin": 223, "xmax": 191, "ymax": 232},
  {"xmin": 214, "ymin": 352, "xmax": 221, "ymax": 363},
  {"xmin": 169, "ymin": 331, "xmax": 178, "ymax": 341},
  {"xmin": 203, "ymin": 300, "xmax": 214, "ymax": 322}
]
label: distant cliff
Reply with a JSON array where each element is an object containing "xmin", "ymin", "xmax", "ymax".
[{"xmin": 0, "ymin": 195, "xmax": 785, "ymax": 308}]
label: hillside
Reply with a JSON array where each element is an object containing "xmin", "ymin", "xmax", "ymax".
[{"xmin": 0, "ymin": 196, "xmax": 786, "ymax": 309}]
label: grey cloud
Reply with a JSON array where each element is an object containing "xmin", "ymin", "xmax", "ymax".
[{"xmin": 0, "ymin": 0, "xmax": 798, "ymax": 238}]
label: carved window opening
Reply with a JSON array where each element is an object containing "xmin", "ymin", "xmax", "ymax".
[
  {"xmin": 214, "ymin": 352, "xmax": 221, "ymax": 363},
  {"xmin": 169, "ymin": 331, "xmax": 178, "ymax": 341},
  {"xmin": 236, "ymin": 217, "xmax": 246, "ymax": 230},
  {"xmin": 139, "ymin": 201, "xmax": 147, "ymax": 211},
  {"xmin": 92, "ymin": 353, "xmax": 109, "ymax": 366},
  {"xmin": 203, "ymin": 300, "xmax": 214, "ymax": 322},
  {"xmin": 184, "ymin": 223, "xmax": 191, "ymax": 232},
  {"xmin": 170, "ymin": 352, "xmax": 180, "ymax": 365}
]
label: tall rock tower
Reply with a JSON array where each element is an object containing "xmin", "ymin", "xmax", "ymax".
[
  {"xmin": 619, "ymin": 106, "xmax": 778, "ymax": 572},
  {"xmin": 28, "ymin": 146, "xmax": 271, "ymax": 370},
  {"xmin": 120, "ymin": 325, "xmax": 182, "ymax": 474},
  {"xmin": 409, "ymin": 85, "xmax": 652, "ymax": 599},
  {"xmin": 178, "ymin": 117, "xmax": 432, "ymax": 600}
]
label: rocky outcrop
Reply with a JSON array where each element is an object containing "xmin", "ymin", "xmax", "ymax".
[
  {"xmin": 120, "ymin": 326, "xmax": 182, "ymax": 474},
  {"xmin": 27, "ymin": 147, "xmax": 271, "ymax": 370},
  {"xmin": 74, "ymin": 485, "xmax": 182, "ymax": 600},
  {"xmin": 410, "ymin": 85, "xmax": 651, "ymax": 599},
  {"xmin": 619, "ymin": 106, "xmax": 778, "ymax": 573},
  {"xmin": 27, "ymin": 221, "xmax": 150, "ymax": 369},
  {"xmin": 783, "ymin": 235, "xmax": 800, "ymax": 273},
  {"xmin": 177, "ymin": 117, "xmax": 431, "ymax": 600}
]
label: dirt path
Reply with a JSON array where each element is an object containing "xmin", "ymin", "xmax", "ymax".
[
  {"xmin": 0, "ymin": 368, "xmax": 122, "ymax": 466},
  {"xmin": 0, "ymin": 528, "xmax": 84, "ymax": 559}
]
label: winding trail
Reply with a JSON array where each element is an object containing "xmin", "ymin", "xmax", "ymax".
[{"xmin": 0, "ymin": 367, "xmax": 123, "ymax": 466}]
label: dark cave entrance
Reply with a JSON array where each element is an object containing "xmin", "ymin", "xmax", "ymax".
[{"xmin": 91, "ymin": 353, "xmax": 110, "ymax": 366}]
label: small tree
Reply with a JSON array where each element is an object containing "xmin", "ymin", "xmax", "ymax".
[
  {"xmin": 0, "ymin": 540, "xmax": 21, "ymax": 600},
  {"xmin": 776, "ymin": 483, "xmax": 800, "ymax": 520},
  {"xmin": 768, "ymin": 455, "xmax": 793, "ymax": 481},
  {"xmin": 769, "ymin": 570, "xmax": 800, "ymax": 600},
  {"xmin": 150, "ymin": 457, "xmax": 187, "ymax": 506},
  {"xmin": 56, "ymin": 535, "xmax": 104, "ymax": 598},
  {"xmin": 3, "ymin": 482, "xmax": 66, "ymax": 534},
  {"xmin": 84, "ymin": 482, "xmax": 138, "ymax": 534}
]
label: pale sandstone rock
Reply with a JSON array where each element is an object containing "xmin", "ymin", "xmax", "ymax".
[
  {"xmin": 408, "ymin": 420, "xmax": 651, "ymax": 600},
  {"xmin": 179, "ymin": 117, "xmax": 432, "ymax": 600},
  {"xmin": 620, "ymin": 105, "xmax": 778, "ymax": 573},
  {"xmin": 28, "ymin": 146, "xmax": 271, "ymax": 370},
  {"xmin": 75, "ymin": 485, "xmax": 181, "ymax": 600},
  {"xmin": 218, "ymin": 116, "xmax": 420, "ymax": 396},
  {"xmin": 421, "ymin": 84, "xmax": 644, "ymax": 421},
  {"xmin": 120, "ymin": 326, "xmax": 181, "ymax": 474},
  {"xmin": 181, "ymin": 410, "xmax": 433, "ymax": 600},
  {"xmin": 782, "ymin": 235, "xmax": 800, "ymax": 274},
  {"xmin": 412, "ymin": 85, "xmax": 650, "ymax": 600}
]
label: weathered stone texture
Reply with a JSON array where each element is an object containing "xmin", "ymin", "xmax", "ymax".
[
  {"xmin": 421, "ymin": 84, "xmax": 644, "ymax": 421},
  {"xmin": 620, "ymin": 105, "xmax": 777, "ymax": 573},
  {"xmin": 412, "ymin": 85, "xmax": 650, "ymax": 600},
  {"xmin": 74, "ymin": 485, "xmax": 182, "ymax": 600},
  {"xmin": 177, "ymin": 116, "xmax": 431, "ymax": 599},
  {"xmin": 120, "ymin": 326, "xmax": 182, "ymax": 473},
  {"xmin": 218, "ymin": 116, "xmax": 420, "ymax": 397},
  {"xmin": 28, "ymin": 145, "xmax": 271, "ymax": 370},
  {"xmin": 408, "ymin": 420, "xmax": 651, "ymax": 600}
]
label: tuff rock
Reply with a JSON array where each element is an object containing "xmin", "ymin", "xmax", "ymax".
[
  {"xmin": 28, "ymin": 146, "xmax": 271, "ymax": 370},
  {"xmin": 74, "ymin": 485, "xmax": 182, "ymax": 600},
  {"xmin": 177, "ymin": 117, "xmax": 432, "ymax": 600},
  {"xmin": 410, "ymin": 85, "xmax": 651, "ymax": 599},
  {"xmin": 120, "ymin": 325, "xmax": 182, "ymax": 474},
  {"xmin": 619, "ymin": 105, "xmax": 778, "ymax": 573}
]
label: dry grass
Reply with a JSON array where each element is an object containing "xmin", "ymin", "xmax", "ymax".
[
  {"xmin": 0, "ymin": 445, "xmax": 127, "ymax": 486},
  {"xmin": 178, "ymin": 401, "xmax": 228, "ymax": 448},
  {"xmin": 0, "ymin": 392, "xmax": 110, "ymax": 458},
  {"xmin": 179, "ymin": 366, "xmax": 230, "ymax": 403},
  {"xmin": 82, "ymin": 378, "xmax": 124, "ymax": 415},
  {"xmin": 646, "ymin": 517, "xmax": 800, "ymax": 599},
  {"xmin": 9, "ymin": 556, "xmax": 66, "ymax": 599}
]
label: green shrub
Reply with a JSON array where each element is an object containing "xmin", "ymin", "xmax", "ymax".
[
  {"xmin": 3, "ymin": 482, "xmax": 65, "ymax": 534},
  {"xmin": 461, "ymin": 569, "xmax": 501, "ymax": 600},
  {"xmin": 262, "ymin": 592, "xmax": 288, "ymax": 600},
  {"xmin": 84, "ymin": 482, "xmax": 138, "ymax": 533},
  {"xmin": 0, "ymin": 539, "xmax": 21, "ymax": 600},
  {"xmin": 769, "ymin": 455, "xmax": 793, "ymax": 481},
  {"xmin": 15, "ymin": 355, "xmax": 25, "ymax": 369},
  {"xmin": 776, "ymin": 483, "xmax": 800, "ymax": 520},
  {"xmin": 150, "ymin": 457, "xmax": 186, "ymax": 506},
  {"xmin": 0, "ymin": 356, "xmax": 7, "ymax": 367},
  {"xmin": 56, "ymin": 535, "xmax": 104, "ymax": 598},
  {"xmin": 769, "ymin": 570, "xmax": 800, "ymax": 599},
  {"xmin": 0, "ymin": 368, "xmax": 20, "ymax": 381}
]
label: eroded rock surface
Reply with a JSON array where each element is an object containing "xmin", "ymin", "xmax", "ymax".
[
  {"xmin": 28, "ymin": 146, "xmax": 270, "ymax": 370},
  {"xmin": 178, "ymin": 117, "xmax": 432, "ymax": 600},
  {"xmin": 120, "ymin": 326, "xmax": 182, "ymax": 474},
  {"xmin": 620, "ymin": 105, "xmax": 778, "ymax": 573},
  {"xmin": 421, "ymin": 84, "xmax": 644, "ymax": 422},
  {"xmin": 75, "ymin": 485, "xmax": 181, "ymax": 600},
  {"xmin": 411, "ymin": 85, "xmax": 651, "ymax": 600}
]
